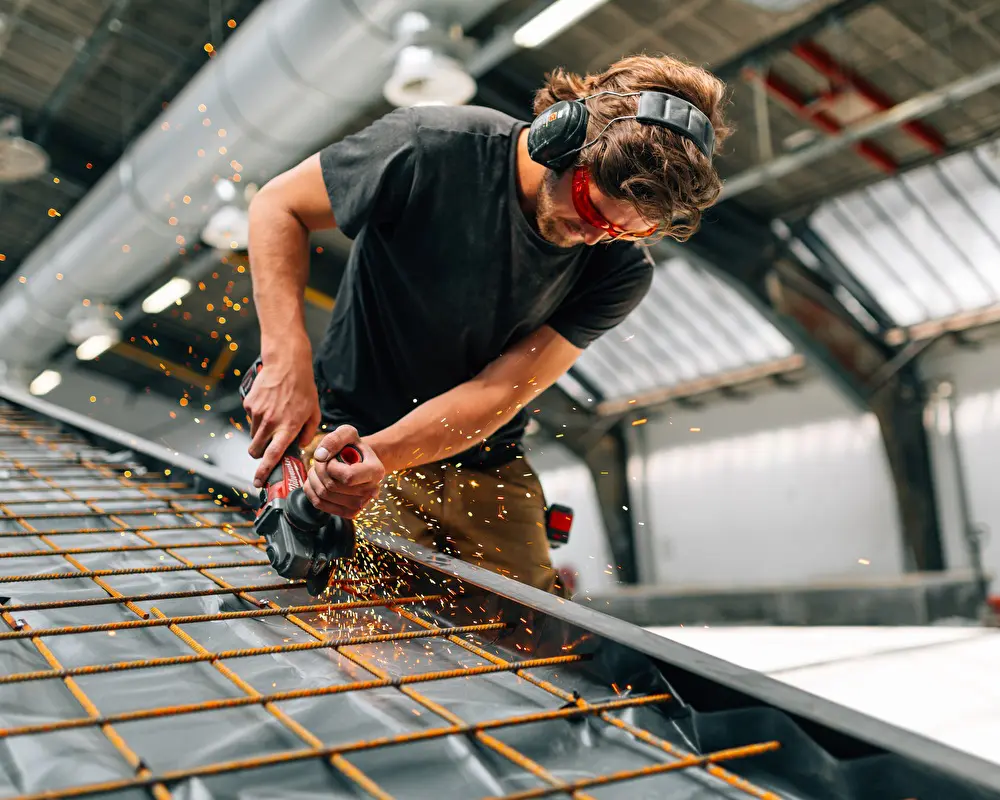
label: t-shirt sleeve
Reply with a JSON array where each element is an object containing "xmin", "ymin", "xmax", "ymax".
[
  {"xmin": 546, "ymin": 245, "xmax": 654, "ymax": 349},
  {"xmin": 318, "ymin": 107, "xmax": 419, "ymax": 239}
]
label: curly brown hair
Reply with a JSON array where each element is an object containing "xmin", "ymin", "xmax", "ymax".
[{"xmin": 533, "ymin": 54, "xmax": 732, "ymax": 242}]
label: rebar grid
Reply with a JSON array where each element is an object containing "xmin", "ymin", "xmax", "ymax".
[
  {"xmin": 1, "ymin": 434, "xmax": 395, "ymax": 798},
  {"xmin": 353, "ymin": 585, "xmax": 786, "ymax": 800},
  {"xmin": 7, "ymin": 696, "xmax": 685, "ymax": 800},
  {"xmin": 117, "ymin": 465, "xmax": 606, "ymax": 800},
  {"xmin": 0, "ymin": 408, "xmax": 783, "ymax": 800}
]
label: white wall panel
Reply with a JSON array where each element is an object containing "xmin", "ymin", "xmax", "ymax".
[{"xmin": 638, "ymin": 379, "xmax": 904, "ymax": 589}]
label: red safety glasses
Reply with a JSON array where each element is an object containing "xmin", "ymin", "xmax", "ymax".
[{"xmin": 571, "ymin": 166, "xmax": 658, "ymax": 241}]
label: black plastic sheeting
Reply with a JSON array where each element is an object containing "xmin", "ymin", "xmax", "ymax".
[{"xmin": 0, "ymin": 401, "xmax": 999, "ymax": 800}]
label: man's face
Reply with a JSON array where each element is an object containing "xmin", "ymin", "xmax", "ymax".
[{"xmin": 535, "ymin": 166, "xmax": 657, "ymax": 248}]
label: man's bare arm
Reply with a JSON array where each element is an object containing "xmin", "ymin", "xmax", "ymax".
[
  {"xmin": 248, "ymin": 154, "xmax": 335, "ymax": 361},
  {"xmin": 244, "ymin": 153, "xmax": 336, "ymax": 487},
  {"xmin": 365, "ymin": 326, "xmax": 582, "ymax": 473}
]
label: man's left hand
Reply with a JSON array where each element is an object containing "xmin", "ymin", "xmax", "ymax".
[{"xmin": 303, "ymin": 425, "xmax": 386, "ymax": 518}]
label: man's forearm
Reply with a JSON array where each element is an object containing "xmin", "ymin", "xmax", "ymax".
[
  {"xmin": 366, "ymin": 377, "xmax": 537, "ymax": 473},
  {"xmin": 247, "ymin": 195, "xmax": 313, "ymax": 361}
]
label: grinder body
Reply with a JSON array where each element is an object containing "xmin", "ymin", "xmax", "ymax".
[{"xmin": 240, "ymin": 356, "xmax": 360, "ymax": 595}]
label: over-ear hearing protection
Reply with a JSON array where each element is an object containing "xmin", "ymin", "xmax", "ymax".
[{"xmin": 526, "ymin": 90, "xmax": 715, "ymax": 172}]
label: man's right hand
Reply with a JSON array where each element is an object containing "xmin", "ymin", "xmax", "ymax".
[{"xmin": 243, "ymin": 355, "xmax": 321, "ymax": 488}]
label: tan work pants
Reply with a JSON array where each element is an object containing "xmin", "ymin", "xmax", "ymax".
[
  {"xmin": 377, "ymin": 458, "xmax": 559, "ymax": 594},
  {"xmin": 305, "ymin": 437, "xmax": 558, "ymax": 594}
]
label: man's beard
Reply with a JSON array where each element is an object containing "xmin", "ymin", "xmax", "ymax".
[{"xmin": 535, "ymin": 170, "xmax": 578, "ymax": 248}]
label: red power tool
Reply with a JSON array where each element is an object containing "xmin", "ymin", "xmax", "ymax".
[{"xmin": 240, "ymin": 356, "xmax": 361, "ymax": 595}]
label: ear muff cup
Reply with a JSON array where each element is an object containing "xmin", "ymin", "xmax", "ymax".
[{"xmin": 526, "ymin": 100, "xmax": 590, "ymax": 171}]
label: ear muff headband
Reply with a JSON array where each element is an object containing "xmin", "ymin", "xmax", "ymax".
[{"xmin": 526, "ymin": 90, "xmax": 715, "ymax": 171}]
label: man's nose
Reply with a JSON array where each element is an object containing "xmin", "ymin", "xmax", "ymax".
[{"xmin": 582, "ymin": 227, "xmax": 607, "ymax": 246}]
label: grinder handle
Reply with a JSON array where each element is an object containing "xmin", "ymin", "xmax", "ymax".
[{"xmin": 285, "ymin": 444, "xmax": 364, "ymax": 530}]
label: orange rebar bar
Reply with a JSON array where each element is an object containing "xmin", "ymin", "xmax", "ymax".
[
  {"xmin": 2, "ymin": 522, "xmax": 255, "ymax": 536},
  {"xmin": 0, "ymin": 594, "xmax": 447, "ymax": 640},
  {"xmin": 0, "ymin": 559, "xmax": 270, "ymax": 583},
  {"xmin": 0, "ymin": 477, "xmax": 186, "ymax": 487},
  {"xmin": 489, "ymin": 741, "xmax": 782, "ymax": 800},
  {"xmin": 0, "ymin": 540, "xmax": 254, "ymax": 558},
  {"xmin": 6, "ymin": 506, "xmax": 234, "ymax": 520},
  {"xmin": 0, "ymin": 493, "xmax": 213, "ymax": 505},
  {"xmin": 345, "ymin": 586, "xmax": 784, "ymax": 800},
  {"xmin": 598, "ymin": 710, "xmax": 784, "ymax": 799},
  {"xmin": 5, "ymin": 442, "xmax": 395, "ymax": 800},
  {"xmin": 0, "ymin": 459, "xmax": 133, "ymax": 469},
  {"xmin": 0, "ymin": 580, "xmax": 305, "ymax": 613},
  {"xmin": 8, "ymin": 694, "xmax": 668, "ymax": 800},
  {"xmin": 0, "ymin": 619, "xmax": 509, "ymax": 686},
  {"xmin": 0, "ymin": 650, "xmax": 578, "ymax": 741}
]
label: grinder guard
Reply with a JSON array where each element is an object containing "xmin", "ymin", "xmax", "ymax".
[{"xmin": 255, "ymin": 497, "xmax": 357, "ymax": 595}]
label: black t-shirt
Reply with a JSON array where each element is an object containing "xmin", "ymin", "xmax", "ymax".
[{"xmin": 315, "ymin": 105, "xmax": 652, "ymax": 464}]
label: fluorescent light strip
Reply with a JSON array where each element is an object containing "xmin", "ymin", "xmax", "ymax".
[
  {"xmin": 512, "ymin": 0, "xmax": 609, "ymax": 49},
  {"xmin": 29, "ymin": 370, "xmax": 62, "ymax": 397},
  {"xmin": 142, "ymin": 277, "xmax": 192, "ymax": 314},
  {"xmin": 75, "ymin": 334, "xmax": 117, "ymax": 362}
]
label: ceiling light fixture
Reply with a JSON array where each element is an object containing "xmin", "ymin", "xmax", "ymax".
[
  {"xmin": 512, "ymin": 0, "xmax": 609, "ymax": 49},
  {"xmin": 0, "ymin": 110, "xmax": 49, "ymax": 184},
  {"xmin": 383, "ymin": 12, "xmax": 477, "ymax": 108},
  {"xmin": 201, "ymin": 205, "xmax": 248, "ymax": 250},
  {"xmin": 67, "ymin": 305, "xmax": 122, "ymax": 362}
]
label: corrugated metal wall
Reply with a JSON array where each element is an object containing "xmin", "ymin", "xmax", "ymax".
[{"xmin": 559, "ymin": 258, "xmax": 794, "ymax": 404}]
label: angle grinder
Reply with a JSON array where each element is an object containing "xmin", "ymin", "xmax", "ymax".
[{"xmin": 239, "ymin": 356, "xmax": 359, "ymax": 595}]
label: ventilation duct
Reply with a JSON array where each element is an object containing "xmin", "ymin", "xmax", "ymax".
[{"xmin": 0, "ymin": 0, "xmax": 506, "ymax": 372}]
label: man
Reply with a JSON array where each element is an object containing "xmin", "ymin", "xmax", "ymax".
[{"xmin": 242, "ymin": 54, "xmax": 730, "ymax": 594}]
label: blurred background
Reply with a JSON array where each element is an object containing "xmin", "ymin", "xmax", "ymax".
[{"xmin": 2, "ymin": 0, "xmax": 1000, "ymax": 755}]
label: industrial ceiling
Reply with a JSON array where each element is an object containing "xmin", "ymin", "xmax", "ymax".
[{"xmin": 1, "ymin": 0, "xmax": 999, "ymax": 417}]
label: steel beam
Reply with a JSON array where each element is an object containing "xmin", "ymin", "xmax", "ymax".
[
  {"xmin": 721, "ymin": 59, "xmax": 1000, "ymax": 200},
  {"xmin": 789, "ymin": 220, "xmax": 897, "ymax": 332},
  {"xmin": 673, "ymin": 203, "xmax": 945, "ymax": 572},
  {"xmin": 714, "ymin": 0, "xmax": 882, "ymax": 82}
]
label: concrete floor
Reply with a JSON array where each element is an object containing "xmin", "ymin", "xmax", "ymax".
[{"xmin": 648, "ymin": 624, "xmax": 1000, "ymax": 766}]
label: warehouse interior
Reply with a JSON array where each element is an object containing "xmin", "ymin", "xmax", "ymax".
[{"xmin": 3, "ymin": 0, "xmax": 1000, "ymax": 796}]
